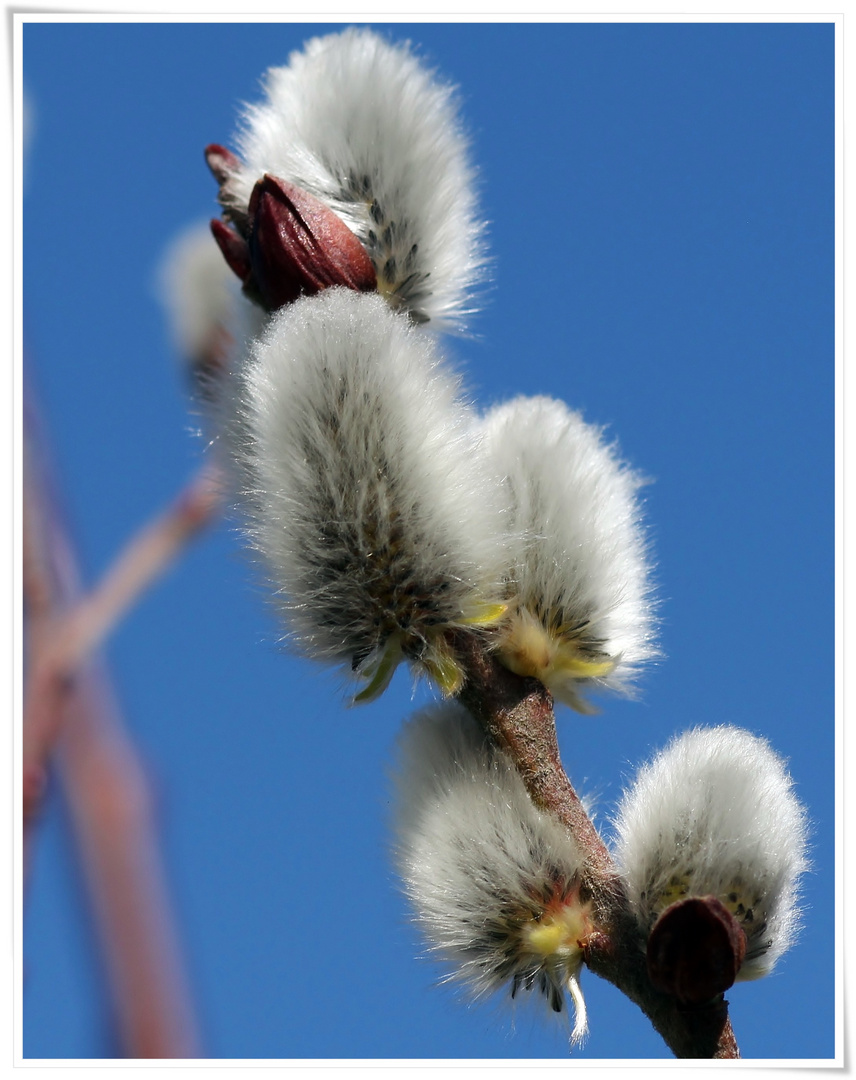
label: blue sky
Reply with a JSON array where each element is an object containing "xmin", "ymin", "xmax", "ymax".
[{"xmin": 21, "ymin": 19, "xmax": 836, "ymax": 1061}]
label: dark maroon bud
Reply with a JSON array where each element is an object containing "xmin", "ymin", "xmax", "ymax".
[
  {"xmin": 204, "ymin": 143, "xmax": 241, "ymax": 185},
  {"xmin": 246, "ymin": 175, "xmax": 377, "ymax": 311},
  {"xmin": 646, "ymin": 895, "xmax": 747, "ymax": 1007},
  {"xmin": 210, "ymin": 219, "xmax": 252, "ymax": 283}
]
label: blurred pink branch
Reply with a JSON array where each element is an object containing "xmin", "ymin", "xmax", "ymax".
[
  {"xmin": 23, "ymin": 378, "xmax": 206, "ymax": 1056},
  {"xmin": 55, "ymin": 659, "xmax": 202, "ymax": 1057},
  {"xmin": 24, "ymin": 455, "xmax": 222, "ymax": 808},
  {"xmin": 46, "ymin": 461, "xmax": 220, "ymax": 671}
]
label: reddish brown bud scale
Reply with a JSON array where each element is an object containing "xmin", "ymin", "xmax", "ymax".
[
  {"xmin": 646, "ymin": 895, "xmax": 747, "ymax": 1007},
  {"xmin": 204, "ymin": 143, "xmax": 242, "ymax": 185},
  {"xmin": 210, "ymin": 219, "xmax": 252, "ymax": 282},
  {"xmin": 205, "ymin": 141, "xmax": 378, "ymax": 313},
  {"xmin": 246, "ymin": 175, "xmax": 377, "ymax": 310}
]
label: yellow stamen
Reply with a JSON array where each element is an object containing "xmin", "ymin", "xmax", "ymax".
[
  {"xmin": 422, "ymin": 639, "xmax": 465, "ymax": 696},
  {"xmin": 550, "ymin": 648, "xmax": 615, "ymax": 680},
  {"xmin": 524, "ymin": 904, "xmax": 590, "ymax": 959},
  {"xmin": 498, "ymin": 608, "xmax": 615, "ymax": 687},
  {"xmin": 459, "ymin": 602, "xmax": 509, "ymax": 627}
]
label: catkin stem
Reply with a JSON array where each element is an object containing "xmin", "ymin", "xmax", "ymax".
[
  {"xmin": 452, "ymin": 630, "xmax": 740, "ymax": 1059},
  {"xmin": 453, "ymin": 631, "xmax": 614, "ymax": 888}
]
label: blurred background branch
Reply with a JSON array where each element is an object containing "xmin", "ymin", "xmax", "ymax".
[{"xmin": 23, "ymin": 375, "xmax": 205, "ymax": 1057}]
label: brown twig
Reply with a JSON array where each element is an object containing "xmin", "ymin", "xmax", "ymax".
[{"xmin": 454, "ymin": 632, "xmax": 741, "ymax": 1059}]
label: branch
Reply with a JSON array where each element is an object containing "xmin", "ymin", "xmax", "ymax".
[
  {"xmin": 454, "ymin": 633, "xmax": 741, "ymax": 1059},
  {"xmin": 23, "ymin": 460, "xmax": 222, "ymax": 807},
  {"xmin": 55, "ymin": 658, "xmax": 202, "ymax": 1057},
  {"xmin": 23, "ymin": 378, "xmax": 202, "ymax": 1057},
  {"xmin": 52, "ymin": 461, "xmax": 221, "ymax": 670}
]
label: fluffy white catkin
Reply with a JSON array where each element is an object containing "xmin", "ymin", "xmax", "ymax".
[
  {"xmin": 477, "ymin": 395, "xmax": 658, "ymax": 712},
  {"xmin": 228, "ymin": 287, "xmax": 508, "ymax": 700},
  {"xmin": 158, "ymin": 221, "xmax": 271, "ymax": 412},
  {"xmin": 612, "ymin": 725, "xmax": 809, "ymax": 979},
  {"xmin": 221, "ymin": 27, "xmax": 486, "ymax": 330},
  {"xmin": 392, "ymin": 702, "xmax": 592, "ymax": 1043},
  {"xmin": 157, "ymin": 222, "xmax": 239, "ymax": 367}
]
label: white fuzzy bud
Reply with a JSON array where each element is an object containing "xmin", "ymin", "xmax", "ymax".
[
  {"xmin": 612, "ymin": 725, "xmax": 809, "ymax": 979},
  {"xmin": 228, "ymin": 287, "xmax": 508, "ymax": 700},
  {"xmin": 477, "ymin": 395, "xmax": 657, "ymax": 712},
  {"xmin": 157, "ymin": 222, "xmax": 240, "ymax": 375},
  {"xmin": 392, "ymin": 702, "xmax": 592, "ymax": 1043},
  {"xmin": 223, "ymin": 27, "xmax": 486, "ymax": 330}
]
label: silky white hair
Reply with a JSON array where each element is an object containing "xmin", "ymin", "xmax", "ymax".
[
  {"xmin": 392, "ymin": 702, "xmax": 591, "ymax": 1042},
  {"xmin": 226, "ymin": 287, "xmax": 509, "ymax": 697},
  {"xmin": 612, "ymin": 725, "xmax": 809, "ymax": 979},
  {"xmin": 477, "ymin": 395, "xmax": 658, "ymax": 711},
  {"xmin": 223, "ymin": 27, "xmax": 486, "ymax": 331}
]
